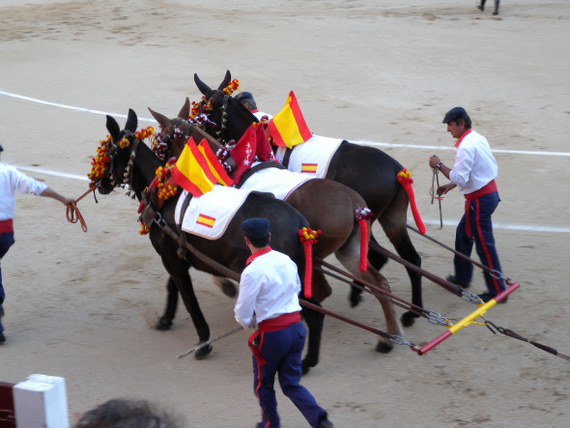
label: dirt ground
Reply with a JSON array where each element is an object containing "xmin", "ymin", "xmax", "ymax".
[{"xmin": 1, "ymin": 1, "xmax": 569, "ymax": 427}]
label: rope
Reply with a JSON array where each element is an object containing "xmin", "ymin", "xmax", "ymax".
[
  {"xmin": 482, "ymin": 318, "xmax": 570, "ymax": 362},
  {"xmin": 430, "ymin": 165, "xmax": 443, "ymax": 228},
  {"xmin": 66, "ymin": 185, "xmax": 94, "ymax": 232}
]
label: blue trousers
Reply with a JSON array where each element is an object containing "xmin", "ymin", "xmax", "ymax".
[
  {"xmin": 0, "ymin": 232, "xmax": 15, "ymax": 332},
  {"xmin": 454, "ymin": 192, "xmax": 505, "ymax": 296},
  {"xmin": 252, "ymin": 322, "xmax": 327, "ymax": 428}
]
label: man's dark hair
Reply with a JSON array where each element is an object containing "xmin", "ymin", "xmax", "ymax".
[
  {"xmin": 455, "ymin": 115, "xmax": 472, "ymax": 130},
  {"xmin": 74, "ymin": 398, "xmax": 183, "ymax": 428},
  {"xmin": 248, "ymin": 234, "xmax": 270, "ymax": 248}
]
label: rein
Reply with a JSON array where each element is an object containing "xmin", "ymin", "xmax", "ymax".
[{"xmin": 66, "ymin": 185, "xmax": 95, "ymax": 232}]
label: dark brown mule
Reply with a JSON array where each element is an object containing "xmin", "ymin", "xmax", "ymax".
[
  {"xmin": 94, "ymin": 109, "xmax": 310, "ymax": 360},
  {"xmin": 149, "ymin": 102, "xmax": 403, "ymax": 372},
  {"xmin": 194, "ymin": 71, "xmax": 424, "ymax": 327}
]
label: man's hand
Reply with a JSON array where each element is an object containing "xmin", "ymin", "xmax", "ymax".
[
  {"xmin": 429, "ymin": 155, "xmax": 441, "ymax": 169},
  {"xmin": 437, "ymin": 183, "xmax": 456, "ymax": 195}
]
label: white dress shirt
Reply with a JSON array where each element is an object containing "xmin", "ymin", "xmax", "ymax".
[
  {"xmin": 449, "ymin": 130, "xmax": 498, "ymax": 194},
  {"xmin": 234, "ymin": 248, "xmax": 302, "ymax": 329},
  {"xmin": 0, "ymin": 164, "xmax": 48, "ymax": 221}
]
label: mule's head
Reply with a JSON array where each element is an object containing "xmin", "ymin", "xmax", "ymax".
[
  {"xmin": 89, "ymin": 109, "xmax": 138, "ymax": 195},
  {"xmin": 193, "ymin": 70, "xmax": 258, "ymax": 144},
  {"xmin": 148, "ymin": 99, "xmax": 192, "ymax": 160}
]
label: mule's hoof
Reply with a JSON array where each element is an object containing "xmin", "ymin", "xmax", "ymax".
[
  {"xmin": 376, "ymin": 341, "xmax": 394, "ymax": 354},
  {"xmin": 301, "ymin": 358, "xmax": 316, "ymax": 375},
  {"xmin": 401, "ymin": 311, "xmax": 419, "ymax": 327},
  {"xmin": 155, "ymin": 317, "xmax": 173, "ymax": 331},
  {"xmin": 349, "ymin": 293, "xmax": 363, "ymax": 308},
  {"xmin": 221, "ymin": 279, "xmax": 237, "ymax": 298},
  {"xmin": 194, "ymin": 344, "xmax": 213, "ymax": 360}
]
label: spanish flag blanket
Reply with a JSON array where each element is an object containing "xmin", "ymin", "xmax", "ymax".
[
  {"xmin": 275, "ymin": 134, "xmax": 343, "ymax": 178},
  {"xmin": 238, "ymin": 163, "xmax": 314, "ymax": 201},
  {"xmin": 175, "ymin": 185, "xmax": 251, "ymax": 240}
]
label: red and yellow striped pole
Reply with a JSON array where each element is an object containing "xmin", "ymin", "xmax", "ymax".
[{"xmin": 415, "ymin": 282, "xmax": 520, "ymax": 355}]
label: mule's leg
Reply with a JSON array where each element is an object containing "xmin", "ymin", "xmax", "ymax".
[
  {"xmin": 493, "ymin": 0, "xmax": 499, "ymax": 15},
  {"xmin": 300, "ymin": 269, "xmax": 328, "ymax": 374},
  {"xmin": 154, "ymin": 239, "xmax": 212, "ymax": 360},
  {"xmin": 378, "ymin": 189, "xmax": 423, "ymax": 327},
  {"xmin": 350, "ymin": 233, "xmax": 390, "ymax": 307},
  {"xmin": 156, "ymin": 277, "xmax": 178, "ymax": 331},
  {"xmin": 336, "ymin": 237, "xmax": 403, "ymax": 354},
  {"xmin": 211, "ymin": 275, "xmax": 237, "ymax": 298}
]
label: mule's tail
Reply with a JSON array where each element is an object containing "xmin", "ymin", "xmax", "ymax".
[
  {"xmin": 397, "ymin": 169, "xmax": 426, "ymax": 234},
  {"xmin": 355, "ymin": 207, "xmax": 374, "ymax": 272}
]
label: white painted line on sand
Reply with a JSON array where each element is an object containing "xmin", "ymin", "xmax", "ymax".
[{"xmin": 3, "ymin": 90, "xmax": 569, "ymax": 233}]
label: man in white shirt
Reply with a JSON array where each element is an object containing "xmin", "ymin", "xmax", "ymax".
[
  {"xmin": 234, "ymin": 92, "xmax": 273, "ymax": 121},
  {"xmin": 428, "ymin": 107, "xmax": 506, "ymax": 303},
  {"xmin": 234, "ymin": 218, "xmax": 332, "ymax": 428},
  {"xmin": 0, "ymin": 144, "xmax": 74, "ymax": 343}
]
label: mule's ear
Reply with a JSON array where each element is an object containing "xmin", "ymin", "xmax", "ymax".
[
  {"xmin": 106, "ymin": 115, "xmax": 121, "ymax": 142},
  {"xmin": 148, "ymin": 107, "xmax": 170, "ymax": 129},
  {"xmin": 194, "ymin": 73, "xmax": 214, "ymax": 98},
  {"xmin": 125, "ymin": 109, "xmax": 138, "ymax": 133},
  {"xmin": 179, "ymin": 98, "xmax": 190, "ymax": 120},
  {"xmin": 217, "ymin": 70, "xmax": 231, "ymax": 90}
]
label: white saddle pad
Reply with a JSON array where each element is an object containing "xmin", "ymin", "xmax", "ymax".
[
  {"xmin": 275, "ymin": 134, "xmax": 343, "ymax": 178},
  {"xmin": 239, "ymin": 165, "xmax": 313, "ymax": 201},
  {"xmin": 175, "ymin": 185, "xmax": 251, "ymax": 240}
]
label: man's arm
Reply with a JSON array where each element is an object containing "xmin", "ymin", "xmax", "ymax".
[{"xmin": 40, "ymin": 188, "xmax": 75, "ymax": 206}]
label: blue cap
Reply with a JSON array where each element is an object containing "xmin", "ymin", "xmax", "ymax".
[
  {"xmin": 442, "ymin": 107, "xmax": 468, "ymax": 124},
  {"xmin": 235, "ymin": 91, "xmax": 254, "ymax": 102},
  {"xmin": 241, "ymin": 218, "xmax": 270, "ymax": 239}
]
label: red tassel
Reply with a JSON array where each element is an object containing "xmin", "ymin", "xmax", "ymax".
[
  {"xmin": 303, "ymin": 241, "xmax": 313, "ymax": 299},
  {"xmin": 298, "ymin": 227, "xmax": 321, "ymax": 299},
  {"xmin": 397, "ymin": 169, "xmax": 426, "ymax": 235},
  {"xmin": 358, "ymin": 219, "xmax": 369, "ymax": 272}
]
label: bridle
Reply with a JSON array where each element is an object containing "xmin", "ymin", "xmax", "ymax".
[{"xmin": 97, "ymin": 131, "xmax": 140, "ymax": 197}]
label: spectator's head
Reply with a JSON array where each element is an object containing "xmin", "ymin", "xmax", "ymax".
[{"xmin": 74, "ymin": 398, "xmax": 183, "ymax": 428}]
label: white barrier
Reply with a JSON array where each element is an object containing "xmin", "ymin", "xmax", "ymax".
[{"xmin": 13, "ymin": 374, "xmax": 69, "ymax": 428}]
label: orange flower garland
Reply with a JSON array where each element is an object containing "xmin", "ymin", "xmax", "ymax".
[
  {"xmin": 87, "ymin": 136, "xmax": 112, "ymax": 184},
  {"xmin": 135, "ymin": 126, "xmax": 155, "ymax": 141},
  {"xmin": 155, "ymin": 157, "xmax": 178, "ymax": 200},
  {"xmin": 189, "ymin": 79, "xmax": 240, "ymax": 120},
  {"xmin": 222, "ymin": 79, "xmax": 240, "ymax": 95},
  {"xmin": 138, "ymin": 157, "xmax": 179, "ymax": 235}
]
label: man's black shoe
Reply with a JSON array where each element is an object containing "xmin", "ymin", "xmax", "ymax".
[
  {"xmin": 0, "ymin": 333, "xmax": 6, "ymax": 344},
  {"xmin": 446, "ymin": 275, "xmax": 469, "ymax": 288},
  {"xmin": 319, "ymin": 417, "xmax": 334, "ymax": 428},
  {"xmin": 478, "ymin": 292, "xmax": 507, "ymax": 304}
]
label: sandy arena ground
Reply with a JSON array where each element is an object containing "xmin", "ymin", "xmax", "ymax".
[{"xmin": 1, "ymin": 1, "xmax": 569, "ymax": 426}]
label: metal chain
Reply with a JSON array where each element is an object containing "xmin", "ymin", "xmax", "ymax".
[{"xmin": 389, "ymin": 334, "xmax": 418, "ymax": 348}]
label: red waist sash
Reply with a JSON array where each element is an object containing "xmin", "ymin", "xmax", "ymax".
[
  {"xmin": 464, "ymin": 180, "xmax": 497, "ymax": 238},
  {"xmin": 0, "ymin": 219, "xmax": 14, "ymax": 234},
  {"xmin": 248, "ymin": 312, "xmax": 302, "ymax": 364}
]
